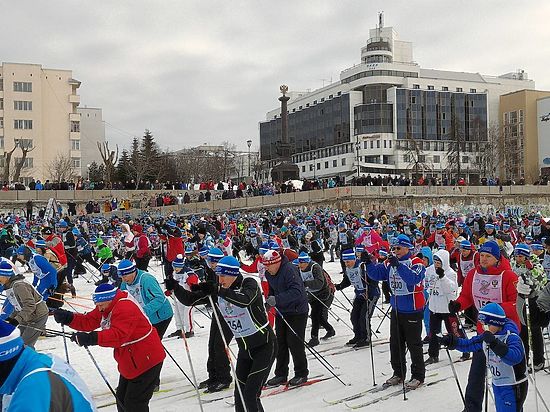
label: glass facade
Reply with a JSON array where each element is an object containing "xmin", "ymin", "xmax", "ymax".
[
  {"xmin": 396, "ymin": 89, "xmax": 487, "ymax": 141},
  {"xmin": 342, "ymin": 69, "xmax": 418, "ymax": 84},
  {"xmin": 354, "ymin": 103, "xmax": 393, "ymax": 134},
  {"xmin": 260, "ymin": 94, "xmax": 350, "ymax": 161}
]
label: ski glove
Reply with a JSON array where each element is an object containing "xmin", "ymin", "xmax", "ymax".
[
  {"xmin": 192, "ymin": 281, "xmax": 218, "ymax": 295},
  {"xmin": 481, "ymin": 331, "xmax": 509, "ymax": 357},
  {"xmin": 6, "ymin": 318, "xmax": 19, "ymax": 327},
  {"xmin": 448, "ymin": 300, "xmax": 461, "ymax": 315},
  {"xmin": 71, "ymin": 331, "xmax": 98, "ymax": 347},
  {"xmin": 164, "ymin": 277, "xmax": 177, "ymax": 291},
  {"xmin": 516, "ymin": 277, "xmax": 532, "ymax": 297},
  {"xmin": 265, "ymin": 296, "xmax": 276, "ymax": 310},
  {"xmin": 436, "ymin": 267, "xmax": 445, "ymax": 279},
  {"xmin": 388, "ymin": 255, "xmax": 400, "ymax": 268},
  {"xmin": 437, "ymin": 334, "xmax": 457, "ymax": 350},
  {"xmin": 360, "ymin": 251, "xmax": 373, "ymax": 264},
  {"xmin": 53, "ymin": 309, "xmax": 74, "ymax": 326}
]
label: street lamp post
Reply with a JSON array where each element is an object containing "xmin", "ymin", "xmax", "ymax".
[
  {"xmin": 355, "ymin": 137, "xmax": 360, "ymax": 178},
  {"xmin": 247, "ymin": 139, "xmax": 252, "ymax": 178},
  {"xmin": 86, "ymin": 164, "xmax": 91, "ymax": 180},
  {"xmin": 313, "ymin": 153, "xmax": 317, "ymax": 180}
]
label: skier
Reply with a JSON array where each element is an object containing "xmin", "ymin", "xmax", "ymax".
[
  {"xmin": 297, "ymin": 251, "xmax": 335, "ymax": 346},
  {"xmin": 364, "ymin": 234, "xmax": 426, "ymax": 389},
  {"xmin": 54, "ymin": 283, "xmax": 165, "ymax": 412},
  {"xmin": 440, "ymin": 303, "xmax": 528, "ymax": 412},
  {"xmin": 0, "ymin": 322, "xmax": 94, "ymax": 411},
  {"xmin": 170, "ymin": 254, "xmax": 199, "ymax": 338}
]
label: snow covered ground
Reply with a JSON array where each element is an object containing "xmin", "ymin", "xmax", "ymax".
[{"xmin": 28, "ymin": 257, "xmax": 550, "ymax": 411}]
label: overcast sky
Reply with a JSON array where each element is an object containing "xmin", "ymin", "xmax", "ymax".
[{"xmin": 3, "ymin": 1, "xmax": 549, "ymax": 152}]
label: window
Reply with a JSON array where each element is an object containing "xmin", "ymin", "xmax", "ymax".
[
  {"xmin": 433, "ymin": 155, "xmax": 440, "ymax": 163},
  {"xmin": 470, "ymin": 88, "xmax": 476, "ymax": 93},
  {"xmin": 70, "ymin": 121, "xmax": 80, "ymax": 132},
  {"xmin": 0, "ymin": 137, "xmax": 3, "ymax": 149},
  {"xmin": 389, "ymin": 140, "xmax": 392, "ymax": 148},
  {"xmin": 442, "ymin": 127, "xmax": 446, "ymax": 134},
  {"xmin": 14, "ymin": 120, "xmax": 32, "ymax": 130},
  {"xmin": 410, "ymin": 96, "xmax": 417, "ymax": 104},
  {"xmin": 376, "ymin": 140, "xmax": 380, "ymax": 148},
  {"xmin": 302, "ymin": 165, "xmax": 305, "ymax": 172},
  {"xmin": 71, "ymin": 139, "xmax": 80, "ymax": 150},
  {"xmin": 519, "ymin": 109, "xmax": 524, "ymax": 123},
  {"xmin": 13, "ymin": 101, "xmax": 32, "ymax": 111},
  {"xmin": 309, "ymin": 164, "xmax": 313, "ymax": 171},
  {"xmin": 456, "ymin": 87, "xmax": 463, "ymax": 92},
  {"xmin": 462, "ymin": 156, "xmax": 469, "ymax": 164},
  {"xmin": 383, "ymin": 140, "xmax": 387, "ymax": 148},
  {"xmin": 427, "ymin": 85, "xmax": 434, "ymax": 90},
  {"xmin": 363, "ymin": 141, "xmax": 368, "ymax": 149},
  {"xmin": 0, "ymin": 98, "xmax": 3, "ymax": 110},
  {"xmin": 13, "ymin": 82, "xmax": 32, "ymax": 92},
  {"xmin": 504, "ymin": 112, "xmax": 509, "ymax": 124},
  {"xmin": 0, "ymin": 79, "xmax": 3, "ymax": 91},
  {"xmin": 403, "ymin": 154, "xmax": 411, "ymax": 163},
  {"xmin": 14, "ymin": 157, "xmax": 33, "ymax": 168},
  {"xmin": 333, "ymin": 160, "xmax": 337, "ymax": 167},
  {"xmin": 71, "ymin": 157, "xmax": 81, "ymax": 168},
  {"xmin": 413, "ymin": 84, "xmax": 420, "ymax": 89},
  {"xmin": 316, "ymin": 163, "xmax": 320, "ymax": 170},
  {"xmin": 370, "ymin": 141, "xmax": 374, "ymax": 149},
  {"xmin": 341, "ymin": 158, "xmax": 346, "ymax": 166},
  {"xmin": 442, "ymin": 112, "xmax": 446, "ymax": 120},
  {"xmin": 0, "ymin": 118, "xmax": 3, "ymax": 128},
  {"xmin": 324, "ymin": 161, "xmax": 329, "ymax": 169},
  {"xmin": 442, "ymin": 86, "xmax": 448, "ymax": 91},
  {"xmin": 14, "ymin": 139, "xmax": 32, "ymax": 149}
]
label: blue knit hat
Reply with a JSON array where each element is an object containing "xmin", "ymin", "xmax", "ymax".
[
  {"xmin": 258, "ymin": 243, "xmax": 270, "ymax": 256},
  {"xmin": 460, "ymin": 240, "xmax": 472, "ymax": 250},
  {"xmin": 216, "ymin": 256, "xmax": 240, "ymax": 277},
  {"xmin": 207, "ymin": 247, "xmax": 224, "ymax": 262},
  {"xmin": 268, "ymin": 240, "xmax": 280, "ymax": 250},
  {"xmin": 292, "ymin": 258, "xmax": 299, "ymax": 266},
  {"xmin": 0, "ymin": 322, "xmax": 24, "ymax": 361},
  {"xmin": 57, "ymin": 220, "xmax": 68, "ymax": 228},
  {"xmin": 479, "ymin": 240, "xmax": 500, "ymax": 260},
  {"xmin": 117, "ymin": 259, "xmax": 136, "ymax": 276},
  {"xmin": 531, "ymin": 242, "xmax": 544, "ymax": 251},
  {"xmin": 378, "ymin": 249, "xmax": 388, "ymax": 257},
  {"xmin": 100, "ymin": 263, "xmax": 111, "ymax": 274},
  {"xmin": 185, "ymin": 244, "xmax": 195, "ymax": 255},
  {"xmin": 93, "ymin": 283, "xmax": 117, "ymax": 304},
  {"xmin": 435, "ymin": 223, "xmax": 445, "ymax": 229},
  {"xmin": 355, "ymin": 245, "xmax": 365, "ymax": 254},
  {"xmin": 0, "ymin": 261, "xmax": 14, "ymax": 277},
  {"xmin": 478, "ymin": 303, "xmax": 506, "ymax": 327},
  {"xmin": 394, "ymin": 234, "xmax": 413, "ymax": 249},
  {"xmin": 35, "ymin": 239, "xmax": 47, "ymax": 248},
  {"xmin": 15, "ymin": 245, "xmax": 26, "ymax": 256},
  {"xmin": 172, "ymin": 254, "xmax": 185, "ymax": 268},
  {"xmin": 514, "ymin": 243, "xmax": 530, "ymax": 257},
  {"xmin": 297, "ymin": 251, "xmax": 311, "ymax": 263},
  {"xmin": 198, "ymin": 246, "xmax": 209, "ymax": 257},
  {"xmin": 485, "ymin": 223, "xmax": 495, "ymax": 231},
  {"xmin": 341, "ymin": 249, "xmax": 356, "ymax": 261}
]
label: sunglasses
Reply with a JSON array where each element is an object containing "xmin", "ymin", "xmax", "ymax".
[{"xmin": 391, "ymin": 246, "xmax": 402, "ymax": 251}]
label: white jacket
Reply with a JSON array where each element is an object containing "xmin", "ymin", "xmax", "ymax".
[{"xmin": 426, "ymin": 249, "xmax": 458, "ymax": 314}]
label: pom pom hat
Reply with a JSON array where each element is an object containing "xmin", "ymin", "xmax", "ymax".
[
  {"xmin": 93, "ymin": 283, "xmax": 117, "ymax": 304},
  {"xmin": 262, "ymin": 250, "xmax": 282, "ymax": 266}
]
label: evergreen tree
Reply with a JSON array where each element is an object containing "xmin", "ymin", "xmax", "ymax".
[
  {"xmin": 140, "ymin": 129, "xmax": 161, "ymax": 182},
  {"xmin": 88, "ymin": 161, "xmax": 105, "ymax": 182},
  {"xmin": 116, "ymin": 150, "xmax": 130, "ymax": 182}
]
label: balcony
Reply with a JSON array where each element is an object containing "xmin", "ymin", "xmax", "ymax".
[
  {"xmin": 69, "ymin": 94, "xmax": 80, "ymax": 104},
  {"xmin": 70, "ymin": 131, "xmax": 80, "ymax": 140},
  {"xmin": 69, "ymin": 113, "xmax": 80, "ymax": 121}
]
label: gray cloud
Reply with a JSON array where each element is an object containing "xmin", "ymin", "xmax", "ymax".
[{"xmin": 3, "ymin": 1, "xmax": 549, "ymax": 152}]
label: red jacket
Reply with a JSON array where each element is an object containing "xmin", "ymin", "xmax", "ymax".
[
  {"xmin": 426, "ymin": 230, "xmax": 455, "ymax": 251},
  {"xmin": 456, "ymin": 257, "xmax": 519, "ymax": 334},
  {"xmin": 69, "ymin": 290, "xmax": 165, "ymax": 379},
  {"xmin": 134, "ymin": 233, "xmax": 151, "ymax": 258},
  {"xmin": 45, "ymin": 234, "xmax": 67, "ymax": 266}
]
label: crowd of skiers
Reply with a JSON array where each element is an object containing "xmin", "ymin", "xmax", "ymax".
[{"xmin": 0, "ymin": 206, "xmax": 548, "ymax": 411}]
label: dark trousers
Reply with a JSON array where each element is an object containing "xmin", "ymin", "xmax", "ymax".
[
  {"xmin": 390, "ymin": 310, "xmax": 425, "ymax": 381},
  {"xmin": 428, "ymin": 311, "xmax": 463, "ymax": 359},
  {"xmin": 309, "ymin": 294, "xmax": 334, "ymax": 339},
  {"xmin": 465, "ymin": 350, "xmax": 486, "ymax": 412},
  {"xmin": 135, "ymin": 256, "xmax": 151, "ymax": 271},
  {"xmin": 81, "ymin": 253, "xmax": 100, "ymax": 269},
  {"xmin": 153, "ymin": 317, "xmax": 172, "ymax": 339},
  {"xmin": 464, "ymin": 305, "xmax": 478, "ymax": 326},
  {"xmin": 65, "ymin": 255, "xmax": 77, "ymax": 285},
  {"xmin": 163, "ymin": 259, "xmax": 174, "ymax": 279},
  {"xmin": 381, "ymin": 281, "xmax": 391, "ymax": 302},
  {"xmin": 116, "ymin": 362, "xmax": 163, "ymax": 412},
  {"xmin": 235, "ymin": 331, "xmax": 277, "ymax": 412},
  {"xmin": 520, "ymin": 298, "xmax": 550, "ymax": 365},
  {"xmin": 351, "ymin": 296, "xmax": 377, "ymax": 341},
  {"xmin": 207, "ymin": 313, "xmax": 233, "ymax": 384},
  {"xmin": 274, "ymin": 313, "xmax": 309, "ymax": 379}
]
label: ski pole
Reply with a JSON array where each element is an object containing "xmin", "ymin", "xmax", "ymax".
[
  {"xmin": 484, "ymin": 346, "xmax": 489, "ymax": 412},
  {"xmin": 172, "ymin": 296, "xmax": 204, "ymax": 412},
  {"xmin": 209, "ymin": 296, "xmax": 248, "ymax": 412},
  {"xmin": 194, "ymin": 304, "xmax": 212, "ymax": 320},
  {"xmin": 375, "ymin": 306, "xmax": 391, "ymax": 334},
  {"xmin": 392, "ymin": 303, "xmax": 407, "ymax": 401},
  {"xmin": 47, "ymin": 296, "xmax": 94, "ymax": 310},
  {"xmin": 162, "ymin": 344, "xmax": 196, "ymax": 388},
  {"xmin": 331, "ymin": 293, "xmax": 351, "ymax": 313},
  {"xmin": 86, "ymin": 346, "xmax": 126, "ymax": 412},
  {"xmin": 62, "ymin": 324, "xmax": 70, "ymax": 364},
  {"xmin": 273, "ymin": 307, "xmax": 348, "ymax": 386},
  {"xmin": 307, "ymin": 291, "xmax": 354, "ymax": 333},
  {"xmin": 366, "ymin": 298, "xmax": 377, "ymax": 387},
  {"xmin": 339, "ymin": 290, "xmax": 354, "ymax": 307},
  {"xmin": 16, "ymin": 323, "xmax": 72, "ymax": 338},
  {"xmin": 445, "ymin": 345, "xmax": 466, "ymax": 408}
]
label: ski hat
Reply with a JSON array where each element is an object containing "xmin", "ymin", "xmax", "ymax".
[
  {"xmin": 460, "ymin": 240, "xmax": 473, "ymax": 250},
  {"xmin": 216, "ymin": 256, "xmax": 240, "ymax": 277},
  {"xmin": 198, "ymin": 246, "xmax": 209, "ymax": 257},
  {"xmin": 184, "ymin": 244, "xmax": 195, "ymax": 255},
  {"xmin": 90, "ymin": 237, "xmax": 97, "ymax": 244},
  {"xmin": 72, "ymin": 228, "xmax": 81, "ymax": 236},
  {"xmin": 378, "ymin": 249, "xmax": 388, "ymax": 257},
  {"xmin": 435, "ymin": 223, "xmax": 445, "ymax": 230},
  {"xmin": 485, "ymin": 223, "xmax": 495, "ymax": 231},
  {"xmin": 297, "ymin": 251, "xmax": 311, "ymax": 263},
  {"xmin": 355, "ymin": 245, "xmax": 365, "ymax": 253},
  {"xmin": 101, "ymin": 263, "xmax": 111, "ymax": 274},
  {"xmin": 0, "ymin": 322, "xmax": 24, "ymax": 361},
  {"xmin": 117, "ymin": 259, "xmax": 136, "ymax": 276},
  {"xmin": 341, "ymin": 249, "xmax": 356, "ymax": 261},
  {"xmin": 172, "ymin": 254, "xmax": 185, "ymax": 269},
  {"xmin": 479, "ymin": 240, "xmax": 500, "ymax": 260},
  {"xmin": 262, "ymin": 250, "xmax": 282, "ymax": 266},
  {"xmin": 292, "ymin": 258, "xmax": 299, "ymax": 266},
  {"xmin": 531, "ymin": 242, "xmax": 544, "ymax": 251},
  {"xmin": 514, "ymin": 243, "xmax": 531, "ymax": 257},
  {"xmin": 35, "ymin": 239, "xmax": 47, "ymax": 248},
  {"xmin": 15, "ymin": 245, "xmax": 26, "ymax": 256},
  {"xmin": 93, "ymin": 283, "xmax": 117, "ymax": 304},
  {"xmin": 248, "ymin": 227, "xmax": 257, "ymax": 235},
  {"xmin": 268, "ymin": 240, "xmax": 280, "ymax": 250},
  {"xmin": 258, "ymin": 242, "xmax": 270, "ymax": 256},
  {"xmin": 57, "ymin": 220, "xmax": 68, "ymax": 228},
  {"xmin": 393, "ymin": 234, "xmax": 413, "ymax": 249},
  {"xmin": 478, "ymin": 303, "xmax": 506, "ymax": 327},
  {"xmin": 0, "ymin": 261, "xmax": 14, "ymax": 277},
  {"xmin": 166, "ymin": 221, "xmax": 177, "ymax": 228},
  {"xmin": 207, "ymin": 247, "xmax": 224, "ymax": 262}
]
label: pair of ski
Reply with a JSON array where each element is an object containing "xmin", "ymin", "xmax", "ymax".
[
  {"xmin": 323, "ymin": 371, "xmax": 440, "ymax": 407},
  {"xmin": 312, "ymin": 339, "xmax": 389, "ymax": 358}
]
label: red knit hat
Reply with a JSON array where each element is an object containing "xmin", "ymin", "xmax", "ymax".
[{"xmin": 262, "ymin": 250, "xmax": 282, "ymax": 266}]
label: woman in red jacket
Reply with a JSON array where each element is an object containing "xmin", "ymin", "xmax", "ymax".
[
  {"xmin": 53, "ymin": 283, "xmax": 165, "ymax": 412},
  {"xmin": 448, "ymin": 240, "xmax": 519, "ymax": 412}
]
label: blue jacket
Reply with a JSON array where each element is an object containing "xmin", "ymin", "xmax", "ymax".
[
  {"xmin": 339, "ymin": 260, "xmax": 380, "ymax": 300},
  {"xmin": 0, "ymin": 347, "xmax": 94, "ymax": 411},
  {"xmin": 266, "ymin": 256, "xmax": 309, "ymax": 316},
  {"xmin": 366, "ymin": 253, "xmax": 426, "ymax": 313},
  {"xmin": 30, "ymin": 254, "xmax": 58, "ymax": 300},
  {"xmin": 121, "ymin": 269, "xmax": 173, "ymax": 324}
]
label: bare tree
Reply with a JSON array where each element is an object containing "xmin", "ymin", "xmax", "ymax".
[
  {"xmin": 46, "ymin": 153, "xmax": 78, "ymax": 182},
  {"xmin": 404, "ymin": 133, "xmax": 431, "ymax": 183},
  {"xmin": 12, "ymin": 140, "xmax": 35, "ymax": 183},
  {"xmin": 477, "ymin": 122, "xmax": 500, "ymax": 181},
  {"xmin": 98, "ymin": 141, "xmax": 119, "ymax": 187},
  {"xmin": 2, "ymin": 143, "xmax": 19, "ymax": 183}
]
